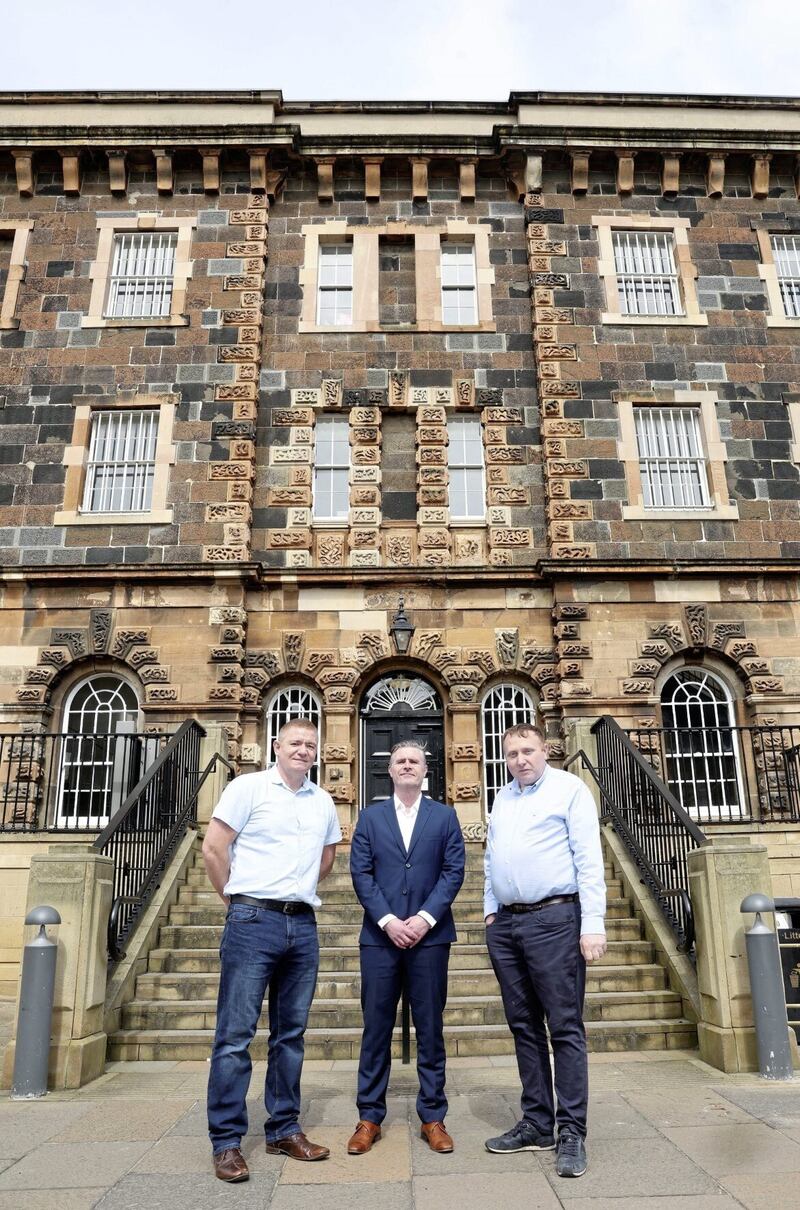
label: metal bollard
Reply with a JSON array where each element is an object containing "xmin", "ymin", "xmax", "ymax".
[
  {"xmin": 741, "ymin": 893, "xmax": 794, "ymax": 1081},
  {"xmin": 11, "ymin": 905, "xmax": 61, "ymax": 1100}
]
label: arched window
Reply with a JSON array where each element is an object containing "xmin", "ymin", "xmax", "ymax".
[
  {"xmin": 57, "ymin": 674, "xmax": 140, "ymax": 829},
  {"xmin": 265, "ymin": 685, "xmax": 323, "ymax": 782},
  {"xmin": 660, "ymin": 668, "xmax": 745, "ymax": 821},
  {"xmin": 481, "ymin": 683, "xmax": 535, "ymax": 813}
]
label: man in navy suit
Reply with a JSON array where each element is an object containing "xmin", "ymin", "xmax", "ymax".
[{"xmin": 348, "ymin": 740, "xmax": 465, "ymax": 1155}]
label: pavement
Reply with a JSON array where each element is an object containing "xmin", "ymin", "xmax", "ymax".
[{"xmin": 0, "ymin": 1050, "xmax": 799, "ymax": 1209}]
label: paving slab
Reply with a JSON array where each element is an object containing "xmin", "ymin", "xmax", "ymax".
[
  {"xmin": 303, "ymin": 1092, "xmax": 413, "ymax": 1127},
  {"xmin": 540, "ymin": 1136, "xmax": 719, "ymax": 1200},
  {"xmin": 277, "ymin": 1123, "xmax": 410, "ymax": 1184},
  {"xmin": 585, "ymin": 1089, "xmax": 659, "ymax": 1139},
  {"xmin": 0, "ymin": 1141, "xmax": 152, "ymax": 1190},
  {"xmin": 713, "ymin": 1083, "xmax": 800, "ymax": 1127},
  {"xmin": 622, "ymin": 1085, "xmax": 755, "ymax": 1130},
  {"xmin": 269, "ymin": 1183, "xmax": 412, "ymax": 1210},
  {"xmin": 0, "ymin": 1192, "xmax": 105, "ymax": 1210},
  {"xmin": 565, "ymin": 1198, "xmax": 741, "ymax": 1210},
  {"xmin": 410, "ymin": 1122, "xmax": 546, "ymax": 1175},
  {"xmin": 718, "ymin": 1174, "xmax": 800, "ymax": 1209},
  {"xmin": 94, "ymin": 1172, "xmax": 278, "ymax": 1210},
  {"xmin": 51, "ymin": 1098, "xmax": 197, "ymax": 1143},
  {"xmin": 413, "ymin": 1170, "xmax": 561, "ymax": 1210},
  {"xmin": 0, "ymin": 1101, "xmax": 95, "ymax": 1156},
  {"xmin": 664, "ymin": 1121, "xmax": 800, "ymax": 1176}
]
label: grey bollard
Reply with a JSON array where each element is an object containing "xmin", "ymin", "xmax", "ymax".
[
  {"xmin": 11, "ymin": 905, "xmax": 61, "ymax": 1099},
  {"xmin": 741, "ymin": 893, "xmax": 794, "ymax": 1081}
]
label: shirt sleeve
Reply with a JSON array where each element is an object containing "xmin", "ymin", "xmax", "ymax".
[
  {"xmin": 211, "ymin": 775, "xmax": 252, "ymax": 835},
  {"xmin": 483, "ymin": 810, "xmax": 500, "ymax": 918},
  {"xmin": 419, "ymin": 910, "xmax": 437, "ymax": 928},
  {"xmin": 567, "ymin": 781, "xmax": 606, "ymax": 936},
  {"xmin": 324, "ymin": 796, "xmax": 343, "ymax": 845},
  {"xmin": 378, "ymin": 913, "xmax": 397, "ymax": 929}
]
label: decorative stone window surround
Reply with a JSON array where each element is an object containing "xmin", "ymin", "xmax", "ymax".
[
  {"xmin": 299, "ymin": 220, "xmax": 495, "ymax": 334},
  {"xmin": 755, "ymin": 228, "xmax": 800, "ymax": 328},
  {"xmin": 594, "ymin": 215, "xmax": 707, "ymax": 327},
  {"xmin": 617, "ymin": 390, "xmax": 738, "ymax": 521},
  {"xmin": 82, "ymin": 214, "xmax": 196, "ymax": 329},
  {"xmin": 53, "ymin": 393, "xmax": 177, "ymax": 526},
  {"xmin": 0, "ymin": 220, "xmax": 33, "ymax": 329}
]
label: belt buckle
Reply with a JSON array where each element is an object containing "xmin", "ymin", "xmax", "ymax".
[{"xmin": 282, "ymin": 902, "xmax": 293, "ymax": 914}]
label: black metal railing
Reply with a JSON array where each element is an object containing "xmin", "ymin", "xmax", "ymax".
[
  {"xmin": 624, "ymin": 725, "xmax": 800, "ymax": 824},
  {"xmin": 0, "ymin": 731, "xmax": 169, "ymax": 833},
  {"xmin": 586, "ymin": 716, "xmax": 706, "ymax": 954},
  {"xmin": 92, "ymin": 719, "xmax": 230, "ymax": 963}
]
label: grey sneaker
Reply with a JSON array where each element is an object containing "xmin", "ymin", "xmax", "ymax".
[
  {"xmin": 556, "ymin": 1131, "xmax": 587, "ymax": 1177},
  {"xmin": 485, "ymin": 1120, "xmax": 556, "ymax": 1153}
]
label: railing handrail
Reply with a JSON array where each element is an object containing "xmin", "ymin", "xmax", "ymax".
[
  {"xmin": 593, "ymin": 716, "xmax": 707, "ymax": 845},
  {"xmin": 91, "ymin": 718, "xmax": 204, "ymax": 852}
]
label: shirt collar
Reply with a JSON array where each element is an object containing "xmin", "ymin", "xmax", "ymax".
[
  {"xmin": 394, "ymin": 793, "xmax": 422, "ymax": 813},
  {"xmin": 267, "ymin": 764, "xmax": 315, "ymax": 795},
  {"xmin": 512, "ymin": 764, "xmax": 549, "ymax": 796}
]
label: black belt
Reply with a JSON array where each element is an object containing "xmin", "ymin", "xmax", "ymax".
[
  {"xmin": 503, "ymin": 893, "xmax": 579, "ymax": 914},
  {"xmin": 229, "ymin": 894, "xmax": 314, "ymax": 916}
]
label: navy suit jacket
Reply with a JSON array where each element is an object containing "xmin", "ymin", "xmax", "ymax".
[{"xmin": 350, "ymin": 795, "xmax": 466, "ymax": 947}]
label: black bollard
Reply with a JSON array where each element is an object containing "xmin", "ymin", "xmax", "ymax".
[
  {"xmin": 11, "ymin": 905, "xmax": 61, "ymax": 1099},
  {"xmin": 741, "ymin": 893, "xmax": 794, "ymax": 1081}
]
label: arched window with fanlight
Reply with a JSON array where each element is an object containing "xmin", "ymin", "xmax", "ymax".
[
  {"xmin": 481, "ymin": 683, "xmax": 535, "ymax": 813},
  {"xmin": 660, "ymin": 668, "xmax": 746, "ymax": 821},
  {"xmin": 265, "ymin": 685, "xmax": 323, "ymax": 782},
  {"xmin": 56, "ymin": 673, "xmax": 141, "ymax": 829}
]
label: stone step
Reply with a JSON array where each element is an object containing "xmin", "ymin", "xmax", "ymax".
[
  {"xmin": 121, "ymin": 987, "xmax": 684, "ymax": 1031},
  {"xmin": 134, "ymin": 961, "xmax": 668, "ymax": 1002},
  {"xmin": 176, "ymin": 884, "xmax": 627, "ymax": 908},
  {"xmin": 108, "ymin": 1017, "xmax": 698, "ymax": 1062}
]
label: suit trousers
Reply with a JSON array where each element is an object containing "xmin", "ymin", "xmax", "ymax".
[
  {"xmin": 487, "ymin": 901, "xmax": 588, "ymax": 1138},
  {"xmin": 357, "ymin": 942, "xmax": 450, "ymax": 1125}
]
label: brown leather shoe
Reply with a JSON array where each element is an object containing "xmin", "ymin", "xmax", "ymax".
[
  {"xmin": 213, "ymin": 1147, "xmax": 249, "ymax": 1182},
  {"xmin": 347, "ymin": 1120, "xmax": 382, "ymax": 1155},
  {"xmin": 265, "ymin": 1131, "xmax": 330, "ymax": 1161},
  {"xmin": 421, "ymin": 1121, "xmax": 454, "ymax": 1153}
]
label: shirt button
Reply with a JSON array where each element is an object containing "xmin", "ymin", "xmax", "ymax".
[{"xmin": 402, "ymin": 889, "xmax": 408, "ymax": 895}]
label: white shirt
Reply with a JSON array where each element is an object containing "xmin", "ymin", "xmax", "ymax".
[
  {"xmin": 484, "ymin": 764, "xmax": 606, "ymax": 936},
  {"xmin": 212, "ymin": 766, "xmax": 342, "ymax": 908},
  {"xmin": 378, "ymin": 794, "xmax": 437, "ymax": 931}
]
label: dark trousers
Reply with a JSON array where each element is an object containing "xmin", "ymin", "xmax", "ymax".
[
  {"xmin": 487, "ymin": 901, "xmax": 588, "ymax": 1138},
  {"xmin": 357, "ymin": 942, "xmax": 450, "ymax": 1124},
  {"xmin": 207, "ymin": 902, "xmax": 319, "ymax": 1152}
]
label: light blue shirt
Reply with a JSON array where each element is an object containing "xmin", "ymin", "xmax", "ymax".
[
  {"xmin": 483, "ymin": 764, "xmax": 606, "ymax": 935},
  {"xmin": 213, "ymin": 766, "xmax": 342, "ymax": 907}
]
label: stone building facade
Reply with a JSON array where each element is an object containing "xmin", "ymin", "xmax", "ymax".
[{"xmin": 1, "ymin": 89, "xmax": 800, "ymax": 852}]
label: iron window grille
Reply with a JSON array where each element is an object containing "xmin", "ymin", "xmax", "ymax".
[
  {"xmin": 481, "ymin": 684, "xmax": 535, "ymax": 813},
  {"xmin": 82, "ymin": 409, "xmax": 159, "ymax": 514},
  {"xmin": 447, "ymin": 416, "xmax": 486, "ymax": 519},
  {"xmin": 660, "ymin": 669, "xmax": 746, "ymax": 821},
  {"xmin": 265, "ymin": 686, "xmax": 322, "ymax": 781},
  {"xmin": 634, "ymin": 407, "xmax": 711, "ymax": 510},
  {"xmin": 105, "ymin": 231, "xmax": 178, "ymax": 319},
  {"xmin": 612, "ymin": 230, "xmax": 682, "ymax": 316},
  {"xmin": 771, "ymin": 234, "xmax": 800, "ymax": 318},
  {"xmin": 441, "ymin": 241, "xmax": 477, "ymax": 325},
  {"xmin": 317, "ymin": 243, "xmax": 354, "ymax": 325}
]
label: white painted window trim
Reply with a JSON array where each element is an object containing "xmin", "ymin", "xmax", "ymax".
[
  {"xmin": 756, "ymin": 229, "xmax": 800, "ymax": 328},
  {"xmin": 82, "ymin": 214, "xmax": 195, "ymax": 329},
  {"xmin": 594, "ymin": 215, "xmax": 707, "ymax": 327}
]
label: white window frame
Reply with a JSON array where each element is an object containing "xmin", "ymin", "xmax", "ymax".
[
  {"xmin": 612, "ymin": 230, "xmax": 682, "ymax": 317},
  {"xmin": 105, "ymin": 231, "xmax": 178, "ymax": 320},
  {"xmin": 481, "ymin": 683, "xmax": 535, "ymax": 815},
  {"xmin": 440, "ymin": 240, "xmax": 478, "ymax": 326},
  {"xmin": 757, "ymin": 229, "xmax": 800, "ymax": 328},
  {"xmin": 313, "ymin": 414, "xmax": 351, "ymax": 523},
  {"xmin": 633, "ymin": 406, "xmax": 710, "ymax": 511},
  {"xmin": 595, "ymin": 215, "xmax": 707, "ymax": 326},
  {"xmin": 56, "ymin": 674, "xmax": 141, "ymax": 829},
  {"xmin": 316, "ymin": 242, "xmax": 354, "ymax": 327},
  {"xmin": 83, "ymin": 214, "xmax": 195, "ymax": 329},
  {"xmin": 81, "ymin": 409, "xmax": 160, "ymax": 515},
  {"xmin": 265, "ymin": 686, "xmax": 323, "ymax": 782},
  {"xmin": 447, "ymin": 415, "xmax": 486, "ymax": 521}
]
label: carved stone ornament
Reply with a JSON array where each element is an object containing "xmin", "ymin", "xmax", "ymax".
[
  {"xmin": 110, "ymin": 629, "xmax": 149, "ymax": 657},
  {"xmin": 52, "ymin": 630, "xmax": 88, "ymax": 658},
  {"xmin": 453, "ymin": 783, "xmax": 482, "ymax": 801},
  {"xmin": 358, "ymin": 632, "xmax": 387, "ymax": 657},
  {"xmin": 318, "ymin": 534, "xmax": 345, "ymax": 567},
  {"xmin": 648, "ymin": 623, "xmax": 684, "ymax": 649},
  {"xmin": 621, "ymin": 679, "xmax": 655, "ymax": 695},
  {"xmin": 90, "ymin": 611, "xmax": 112, "ymax": 654},
  {"xmin": 684, "ymin": 604, "xmax": 708, "ymax": 648},
  {"xmin": 450, "ymin": 743, "xmax": 480, "ymax": 761},
  {"xmin": 386, "ymin": 534, "xmax": 413, "ymax": 566},
  {"xmin": 496, "ymin": 629, "xmax": 519, "ymax": 667},
  {"xmin": 304, "ymin": 651, "xmax": 336, "ymax": 676},
  {"xmin": 283, "ymin": 632, "xmax": 305, "ymax": 672},
  {"xmin": 246, "ymin": 650, "xmax": 282, "ymax": 675},
  {"xmin": 711, "ymin": 622, "xmax": 746, "ymax": 651},
  {"xmin": 413, "ymin": 631, "xmax": 443, "ymax": 661}
]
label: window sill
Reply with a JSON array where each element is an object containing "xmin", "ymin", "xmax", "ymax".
[
  {"xmin": 766, "ymin": 316, "xmax": 800, "ymax": 328},
  {"xmin": 81, "ymin": 316, "xmax": 189, "ymax": 329},
  {"xmin": 311, "ymin": 518, "xmax": 348, "ymax": 529},
  {"xmin": 449, "ymin": 517, "xmax": 488, "ymax": 527},
  {"xmin": 298, "ymin": 321, "xmax": 496, "ymax": 335},
  {"xmin": 601, "ymin": 313, "xmax": 708, "ymax": 327},
  {"xmin": 622, "ymin": 504, "xmax": 739, "ymax": 521},
  {"xmin": 0, "ymin": 318, "xmax": 21, "ymax": 330},
  {"xmin": 53, "ymin": 509, "xmax": 174, "ymax": 526}
]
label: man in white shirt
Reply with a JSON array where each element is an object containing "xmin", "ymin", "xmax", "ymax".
[
  {"xmin": 203, "ymin": 717, "xmax": 341, "ymax": 1182},
  {"xmin": 348, "ymin": 741, "xmax": 465, "ymax": 1156},
  {"xmin": 483, "ymin": 724, "xmax": 606, "ymax": 1179}
]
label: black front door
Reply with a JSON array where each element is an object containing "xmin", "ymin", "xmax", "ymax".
[{"xmin": 360, "ymin": 674, "xmax": 445, "ymax": 806}]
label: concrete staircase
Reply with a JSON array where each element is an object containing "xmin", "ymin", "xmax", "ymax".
[{"xmin": 107, "ymin": 841, "xmax": 697, "ymax": 1061}]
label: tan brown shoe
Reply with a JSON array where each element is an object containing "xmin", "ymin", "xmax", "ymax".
[
  {"xmin": 213, "ymin": 1147, "xmax": 249, "ymax": 1182},
  {"xmin": 347, "ymin": 1120, "xmax": 382, "ymax": 1154},
  {"xmin": 421, "ymin": 1121, "xmax": 454, "ymax": 1153},
  {"xmin": 265, "ymin": 1131, "xmax": 330, "ymax": 1161}
]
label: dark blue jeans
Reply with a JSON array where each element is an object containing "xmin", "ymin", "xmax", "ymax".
[
  {"xmin": 487, "ymin": 902, "xmax": 588, "ymax": 1138},
  {"xmin": 207, "ymin": 903, "xmax": 319, "ymax": 1153}
]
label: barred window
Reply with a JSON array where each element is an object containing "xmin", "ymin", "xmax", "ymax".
[
  {"xmin": 634, "ymin": 407, "xmax": 710, "ymax": 510},
  {"xmin": 447, "ymin": 416, "xmax": 485, "ymax": 520},
  {"xmin": 481, "ymin": 684, "xmax": 535, "ymax": 813},
  {"xmin": 313, "ymin": 415, "xmax": 351, "ymax": 521},
  {"xmin": 105, "ymin": 232, "xmax": 177, "ymax": 319},
  {"xmin": 771, "ymin": 234, "xmax": 800, "ymax": 318},
  {"xmin": 317, "ymin": 243, "xmax": 353, "ymax": 326},
  {"xmin": 82, "ymin": 410, "xmax": 159, "ymax": 514},
  {"xmin": 265, "ymin": 686, "xmax": 322, "ymax": 782},
  {"xmin": 613, "ymin": 230, "xmax": 682, "ymax": 317},
  {"xmin": 441, "ymin": 242, "xmax": 477, "ymax": 325}
]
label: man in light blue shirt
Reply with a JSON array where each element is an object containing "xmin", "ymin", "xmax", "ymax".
[
  {"xmin": 483, "ymin": 723, "xmax": 606, "ymax": 1179},
  {"xmin": 203, "ymin": 717, "xmax": 341, "ymax": 1182}
]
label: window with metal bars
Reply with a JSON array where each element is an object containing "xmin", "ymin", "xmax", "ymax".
[
  {"xmin": 633, "ymin": 407, "xmax": 711, "ymax": 510},
  {"xmin": 447, "ymin": 416, "xmax": 485, "ymax": 519},
  {"xmin": 481, "ymin": 684, "xmax": 535, "ymax": 813},
  {"xmin": 82, "ymin": 410, "xmax": 159, "ymax": 514},
  {"xmin": 317, "ymin": 243, "xmax": 353, "ymax": 325},
  {"xmin": 105, "ymin": 231, "xmax": 178, "ymax": 319},
  {"xmin": 265, "ymin": 686, "xmax": 322, "ymax": 782},
  {"xmin": 771, "ymin": 234, "xmax": 800, "ymax": 318},
  {"xmin": 441, "ymin": 241, "xmax": 477, "ymax": 325},
  {"xmin": 313, "ymin": 415, "xmax": 350, "ymax": 521},
  {"xmin": 612, "ymin": 230, "xmax": 682, "ymax": 316}
]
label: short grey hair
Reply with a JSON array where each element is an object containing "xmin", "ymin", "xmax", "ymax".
[{"xmin": 389, "ymin": 740, "xmax": 428, "ymax": 761}]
